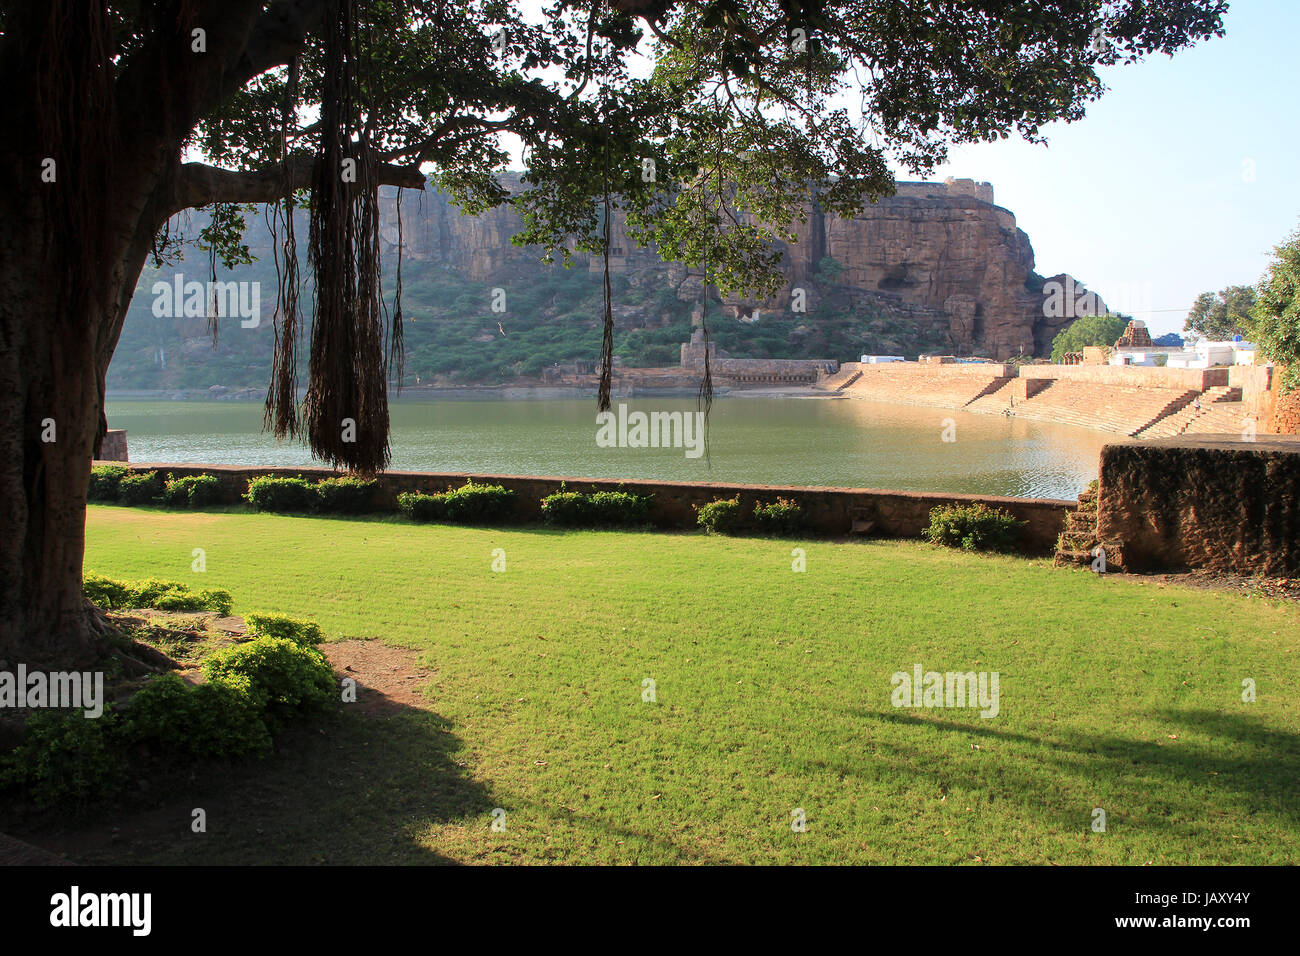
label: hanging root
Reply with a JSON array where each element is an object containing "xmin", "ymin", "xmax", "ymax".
[{"xmin": 300, "ymin": 0, "xmax": 393, "ymax": 473}]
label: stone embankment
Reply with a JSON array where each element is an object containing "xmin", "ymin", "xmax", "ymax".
[
  {"xmin": 821, "ymin": 361, "xmax": 1296, "ymax": 437},
  {"xmin": 95, "ymin": 461, "xmax": 1074, "ymax": 554}
]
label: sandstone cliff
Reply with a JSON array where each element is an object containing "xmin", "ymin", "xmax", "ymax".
[{"xmin": 375, "ymin": 175, "xmax": 1102, "ymax": 359}]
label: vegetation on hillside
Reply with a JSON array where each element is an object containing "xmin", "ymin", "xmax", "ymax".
[{"xmin": 109, "ymin": 238, "xmax": 954, "ymax": 389}]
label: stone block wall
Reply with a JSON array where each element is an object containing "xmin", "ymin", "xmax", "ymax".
[
  {"xmin": 96, "ymin": 462, "xmax": 1074, "ymax": 555},
  {"xmin": 1272, "ymin": 391, "xmax": 1300, "ymax": 434},
  {"xmin": 1097, "ymin": 436, "xmax": 1300, "ymax": 575},
  {"xmin": 99, "ymin": 430, "xmax": 128, "ymax": 462}
]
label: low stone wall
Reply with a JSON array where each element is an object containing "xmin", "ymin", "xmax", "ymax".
[
  {"xmin": 1097, "ymin": 436, "xmax": 1300, "ymax": 575},
  {"xmin": 97, "ymin": 461, "xmax": 1074, "ymax": 554},
  {"xmin": 1272, "ymin": 391, "xmax": 1300, "ymax": 435},
  {"xmin": 1018, "ymin": 363, "xmax": 1228, "ymax": 390}
]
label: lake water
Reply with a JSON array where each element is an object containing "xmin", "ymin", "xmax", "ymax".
[{"xmin": 105, "ymin": 395, "xmax": 1110, "ymax": 500}]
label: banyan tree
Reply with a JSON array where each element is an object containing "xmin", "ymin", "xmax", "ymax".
[{"xmin": 0, "ymin": 0, "xmax": 1225, "ymax": 663}]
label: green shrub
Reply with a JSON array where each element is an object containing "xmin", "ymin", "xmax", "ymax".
[
  {"xmin": 397, "ymin": 481, "xmax": 516, "ymax": 524},
  {"xmin": 539, "ymin": 486, "xmax": 592, "ymax": 526},
  {"xmin": 123, "ymin": 672, "xmax": 272, "ymax": 760},
  {"xmin": 752, "ymin": 497, "xmax": 805, "ymax": 536},
  {"xmin": 244, "ymin": 613, "xmax": 324, "ymax": 647},
  {"xmin": 203, "ymin": 637, "xmax": 336, "ymax": 728},
  {"xmin": 587, "ymin": 489, "xmax": 652, "ymax": 526},
  {"xmin": 922, "ymin": 502, "xmax": 1027, "ymax": 552},
  {"xmin": 244, "ymin": 475, "xmax": 315, "ymax": 513},
  {"xmin": 696, "ymin": 495, "xmax": 743, "ymax": 534},
  {"xmin": 540, "ymin": 485, "xmax": 653, "ymax": 527},
  {"xmin": 118, "ymin": 470, "xmax": 164, "ymax": 505},
  {"xmin": 397, "ymin": 491, "xmax": 445, "ymax": 522},
  {"xmin": 88, "ymin": 464, "xmax": 129, "ymax": 502},
  {"xmin": 83, "ymin": 575, "xmax": 233, "ymax": 615},
  {"xmin": 314, "ymin": 476, "xmax": 378, "ymax": 514},
  {"xmin": 438, "ymin": 480, "xmax": 516, "ymax": 524},
  {"xmin": 83, "ymin": 573, "xmax": 132, "ymax": 609},
  {"xmin": 0, "ymin": 710, "xmax": 126, "ymax": 808},
  {"xmin": 161, "ymin": 473, "xmax": 221, "ymax": 508}
]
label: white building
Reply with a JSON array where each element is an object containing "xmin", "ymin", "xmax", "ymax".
[{"xmin": 1111, "ymin": 338, "xmax": 1258, "ymax": 368}]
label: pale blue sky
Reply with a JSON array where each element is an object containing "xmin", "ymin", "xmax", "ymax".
[{"xmin": 922, "ymin": 0, "xmax": 1299, "ymax": 335}]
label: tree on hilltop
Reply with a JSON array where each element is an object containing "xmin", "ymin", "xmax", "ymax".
[{"xmin": 0, "ymin": 0, "xmax": 1228, "ymax": 661}]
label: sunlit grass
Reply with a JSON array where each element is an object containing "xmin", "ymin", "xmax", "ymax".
[{"xmin": 82, "ymin": 504, "xmax": 1300, "ymax": 864}]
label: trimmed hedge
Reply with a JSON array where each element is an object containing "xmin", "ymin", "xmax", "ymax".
[
  {"xmin": 922, "ymin": 502, "xmax": 1026, "ymax": 552},
  {"xmin": 314, "ymin": 476, "xmax": 378, "ymax": 514},
  {"xmin": 88, "ymin": 464, "xmax": 130, "ymax": 502},
  {"xmin": 244, "ymin": 475, "xmax": 315, "ymax": 513},
  {"xmin": 83, "ymin": 574, "xmax": 233, "ymax": 616},
  {"xmin": 162, "ymin": 473, "xmax": 221, "ymax": 508},
  {"xmin": 396, "ymin": 491, "xmax": 444, "ymax": 522},
  {"xmin": 118, "ymin": 470, "xmax": 164, "ymax": 505},
  {"xmin": 203, "ymin": 637, "xmax": 336, "ymax": 729},
  {"xmin": 397, "ymin": 480, "xmax": 516, "ymax": 525},
  {"xmin": 540, "ymin": 485, "xmax": 653, "ymax": 528}
]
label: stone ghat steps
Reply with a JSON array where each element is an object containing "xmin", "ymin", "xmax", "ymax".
[
  {"xmin": 814, "ymin": 367, "xmax": 863, "ymax": 391},
  {"xmin": 963, "ymin": 380, "xmax": 1017, "ymax": 416},
  {"xmin": 842, "ymin": 367, "xmax": 1008, "ymax": 408},
  {"xmin": 1136, "ymin": 394, "xmax": 1251, "ymax": 439},
  {"xmin": 970, "ymin": 381, "xmax": 1200, "ymax": 436}
]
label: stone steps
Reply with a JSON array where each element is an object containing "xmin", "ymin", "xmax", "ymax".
[
  {"xmin": 1053, "ymin": 483, "xmax": 1123, "ymax": 570},
  {"xmin": 1136, "ymin": 397, "xmax": 1251, "ymax": 439},
  {"xmin": 842, "ymin": 365, "xmax": 1009, "ymax": 408},
  {"xmin": 967, "ymin": 379, "xmax": 1201, "ymax": 435}
]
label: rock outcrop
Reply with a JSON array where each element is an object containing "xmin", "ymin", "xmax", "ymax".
[{"xmin": 375, "ymin": 175, "xmax": 1102, "ymax": 359}]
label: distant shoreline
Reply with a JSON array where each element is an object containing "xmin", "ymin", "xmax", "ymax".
[{"xmin": 105, "ymin": 383, "xmax": 835, "ymax": 401}]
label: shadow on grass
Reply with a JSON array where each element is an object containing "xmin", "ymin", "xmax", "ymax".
[
  {"xmin": 13, "ymin": 686, "xmax": 497, "ymax": 865},
  {"xmin": 841, "ymin": 707, "xmax": 1300, "ymax": 835}
]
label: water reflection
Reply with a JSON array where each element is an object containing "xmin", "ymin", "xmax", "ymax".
[{"xmin": 106, "ymin": 396, "xmax": 1110, "ymax": 499}]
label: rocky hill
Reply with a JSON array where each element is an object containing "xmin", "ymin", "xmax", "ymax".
[
  {"xmin": 107, "ymin": 175, "xmax": 1103, "ymax": 391},
  {"xmin": 373, "ymin": 174, "xmax": 1100, "ymax": 358}
]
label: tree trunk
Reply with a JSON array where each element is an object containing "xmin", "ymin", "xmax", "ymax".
[{"xmin": 0, "ymin": 229, "xmax": 105, "ymax": 668}]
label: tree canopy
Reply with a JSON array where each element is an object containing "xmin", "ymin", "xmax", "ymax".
[
  {"xmin": 1050, "ymin": 313, "xmax": 1130, "ymax": 362},
  {"xmin": 1184, "ymin": 285, "xmax": 1256, "ymax": 341},
  {"xmin": 0, "ymin": 0, "xmax": 1231, "ymax": 658},
  {"xmin": 1251, "ymin": 225, "xmax": 1300, "ymax": 392},
  {"xmin": 5, "ymin": 0, "xmax": 1230, "ymax": 472}
]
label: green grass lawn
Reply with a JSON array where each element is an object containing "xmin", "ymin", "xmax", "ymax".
[{"xmin": 80, "ymin": 504, "xmax": 1300, "ymax": 864}]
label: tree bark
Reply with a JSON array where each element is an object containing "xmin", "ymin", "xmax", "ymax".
[{"xmin": 0, "ymin": 0, "xmax": 423, "ymax": 666}]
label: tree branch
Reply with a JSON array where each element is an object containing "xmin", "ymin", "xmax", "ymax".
[{"xmin": 173, "ymin": 158, "xmax": 425, "ymax": 214}]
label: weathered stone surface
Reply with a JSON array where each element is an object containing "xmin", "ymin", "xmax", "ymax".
[
  {"xmin": 1097, "ymin": 436, "xmax": 1300, "ymax": 574},
  {"xmin": 373, "ymin": 176, "xmax": 1100, "ymax": 359}
]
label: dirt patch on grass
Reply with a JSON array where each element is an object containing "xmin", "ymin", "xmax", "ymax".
[
  {"xmin": 1112, "ymin": 569, "xmax": 1300, "ymax": 602},
  {"xmin": 323, "ymin": 639, "xmax": 434, "ymax": 715}
]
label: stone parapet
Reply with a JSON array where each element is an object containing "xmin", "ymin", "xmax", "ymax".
[{"xmin": 94, "ymin": 462, "xmax": 1073, "ymax": 554}]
